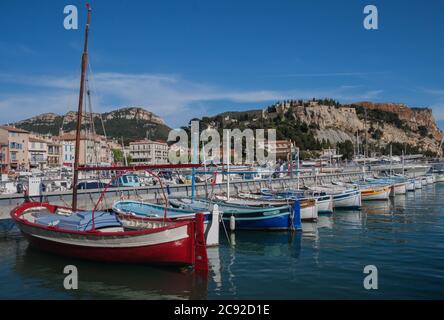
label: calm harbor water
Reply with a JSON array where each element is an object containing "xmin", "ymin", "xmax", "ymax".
[{"xmin": 1, "ymin": 183, "xmax": 444, "ymax": 299}]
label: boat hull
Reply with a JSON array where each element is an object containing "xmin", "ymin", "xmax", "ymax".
[
  {"xmin": 20, "ymin": 225, "xmax": 194, "ymax": 265},
  {"xmin": 300, "ymin": 199, "xmax": 318, "ymax": 220},
  {"xmin": 406, "ymin": 181, "xmax": 415, "ymax": 192},
  {"xmin": 314, "ymin": 195, "xmax": 333, "ymax": 214},
  {"xmin": 221, "ymin": 210, "xmax": 298, "ymax": 230},
  {"xmin": 415, "ymin": 179, "xmax": 422, "ymax": 189},
  {"xmin": 361, "ymin": 186, "xmax": 390, "ymax": 201},
  {"xmin": 217, "ymin": 195, "xmax": 318, "ymax": 221},
  {"xmin": 391, "ymin": 183, "xmax": 407, "ymax": 196},
  {"xmin": 332, "ymin": 190, "xmax": 361, "ymax": 209}
]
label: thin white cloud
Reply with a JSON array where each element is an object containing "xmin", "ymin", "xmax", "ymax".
[
  {"xmin": 261, "ymin": 71, "xmax": 388, "ymax": 78},
  {"xmin": 0, "ymin": 72, "xmax": 384, "ymax": 127}
]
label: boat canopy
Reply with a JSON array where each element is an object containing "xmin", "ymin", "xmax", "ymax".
[{"xmin": 34, "ymin": 211, "xmax": 122, "ymax": 232}]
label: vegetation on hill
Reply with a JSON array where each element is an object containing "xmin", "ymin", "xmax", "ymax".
[
  {"xmin": 193, "ymin": 99, "xmax": 441, "ymax": 158},
  {"xmin": 13, "ymin": 108, "xmax": 171, "ymax": 144}
]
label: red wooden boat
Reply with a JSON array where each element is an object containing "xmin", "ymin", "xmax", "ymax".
[{"xmin": 11, "ymin": 202, "xmax": 207, "ymax": 268}]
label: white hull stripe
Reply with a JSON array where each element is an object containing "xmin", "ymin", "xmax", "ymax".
[{"xmin": 20, "ymin": 225, "xmax": 189, "ymax": 248}]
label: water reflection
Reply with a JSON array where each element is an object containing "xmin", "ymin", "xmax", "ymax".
[
  {"xmin": 227, "ymin": 231, "xmax": 302, "ymax": 259},
  {"xmin": 362, "ymin": 200, "xmax": 391, "ymax": 215},
  {"xmin": 334, "ymin": 209, "xmax": 365, "ymax": 228},
  {"xmin": 13, "ymin": 245, "xmax": 212, "ymax": 299}
]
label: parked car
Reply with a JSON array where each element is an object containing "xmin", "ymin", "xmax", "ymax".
[{"xmin": 76, "ymin": 181, "xmax": 107, "ymax": 190}]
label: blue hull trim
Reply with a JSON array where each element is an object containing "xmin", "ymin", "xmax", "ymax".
[{"xmin": 222, "ymin": 201, "xmax": 302, "ymax": 231}]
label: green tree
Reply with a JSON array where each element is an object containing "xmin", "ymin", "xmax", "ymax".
[{"xmin": 337, "ymin": 140, "xmax": 354, "ymax": 160}]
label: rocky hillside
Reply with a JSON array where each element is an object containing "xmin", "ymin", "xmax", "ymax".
[
  {"xmin": 199, "ymin": 99, "xmax": 443, "ymax": 157},
  {"xmin": 12, "ymin": 107, "xmax": 170, "ymax": 143}
]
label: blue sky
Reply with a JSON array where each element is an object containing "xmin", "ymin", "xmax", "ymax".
[{"xmin": 1, "ymin": 0, "xmax": 444, "ymax": 129}]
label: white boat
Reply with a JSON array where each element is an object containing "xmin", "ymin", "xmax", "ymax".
[
  {"xmin": 405, "ymin": 180, "xmax": 415, "ymax": 192},
  {"xmin": 332, "ymin": 189, "xmax": 362, "ymax": 209},
  {"xmin": 421, "ymin": 177, "xmax": 428, "ymax": 186},
  {"xmin": 314, "ymin": 195, "xmax": 334, "ymax": 214},
  {"xmin": 414, "ymin": 178, "xmax": 423, "ymax": 189},
  {"xmin": 310, "ymin": 187, "xmax": 361, "ymax": 209},
  {"xmin": 426, "ymin": 175, "xmax": 434, "ymax": 184},
  {"xmin": 215, "ymin": 194, "xmax": 318, "ymax": 221},
  {"xmin": 390, "ymin": 182, "xmax": 407, "ymax": 196},
  {"xmin": 360, "ymin": 185, "xmax": 391, "ymax": 201}
]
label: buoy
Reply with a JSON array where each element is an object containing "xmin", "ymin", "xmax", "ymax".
[{"xmin": 230, "ymin": 215, "xmax": 236, "ymax": 231}]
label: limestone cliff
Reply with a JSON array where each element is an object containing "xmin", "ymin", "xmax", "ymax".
[{"xmin": 201, "ymin": 99, "xmax": 443, "ymax": 155}]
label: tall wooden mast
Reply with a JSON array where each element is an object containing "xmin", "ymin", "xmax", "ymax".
[{"xmin": 72, "ymin": 4, "xmax": 92, "ymax": 211}]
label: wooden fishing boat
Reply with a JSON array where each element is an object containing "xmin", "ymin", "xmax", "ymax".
[
  {"xmin": 390, "ymin": 182, "xmax": 407, "ymax": 196},
  {"xmin": 414, "ymin": 178, "xmax": 423, "ymax": 189},
  {"xmin": 327, "ymin": 189, "xmax": 361, "ymax": 209},
  {"xmin": 11, "ymin": 202, "xmax": 207, "ymax": 266},
  {"xmin": 426, "ymin": 175, "xmax": 435, "ymax": 184},
  {"xmin": 112, "ymin": 200, "xmax": 220, "ymax": 246},
  {"xmin": 309, "ymin": 187, "xmax": 361, "ymax": 209},
  {"xmin": 269, "ymin": 191, "xmax": 333, "ymax": 214},
  {"xmin": 213, "ymin": 194, "xmax": 318, "ymax": 220},
  {"xmin": 406, "ymin": 180, "xmax": 415, "ymax": 192},
  {"xmin": 235, "ymin": 190, "xmax": 324, "ymax": 215},
  {"xmin": 360, "ymin": 185, "xmax": 391, "ymax": 201},
  {"xmin": 169, "ymin": 197, "xmax": 305, "ymax": 228}
]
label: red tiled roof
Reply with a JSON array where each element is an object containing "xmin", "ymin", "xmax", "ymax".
[{"xmin": 0, "ymin": 125, "xmax": 29, "ymax": 134}]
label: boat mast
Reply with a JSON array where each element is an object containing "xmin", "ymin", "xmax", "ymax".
[{"xmin": 72, "ymin": 4, "xmax": 92, "ymax": 211}]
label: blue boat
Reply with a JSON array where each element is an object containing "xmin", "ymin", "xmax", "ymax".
[{"xmin": 169, "ymin": 198, "xmax": 302, "ymax": 231}]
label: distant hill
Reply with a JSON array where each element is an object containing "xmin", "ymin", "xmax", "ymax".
[
  {"xmin": 196, "ymin": 99, "xmax": 444, "ymax": 159},
  {"xmin": 11, "ymin": 107, "xmax": 171, "ymax": 144}
]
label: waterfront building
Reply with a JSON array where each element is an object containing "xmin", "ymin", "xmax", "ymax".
[
  {"xmin": 0, "ymin": 140, "xmax": 8, "ymax": 174},
  {"xmin": 56, "ymin": 131, "xmax": 112, "ymax": 167},
  {"xmin": 28, "ymin": 137, "xmax": 48, "ymax": 170},
  {"xmin": 0, "ymin": 126, "xmax": 30, "ymax": 171},
  {"xmin": 129, "ymin": 139, "xmax": 169, "ymax": 164},
  {"xmin": 46, "ymin": 141, "xmax": 62, "ymax": 168}
]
